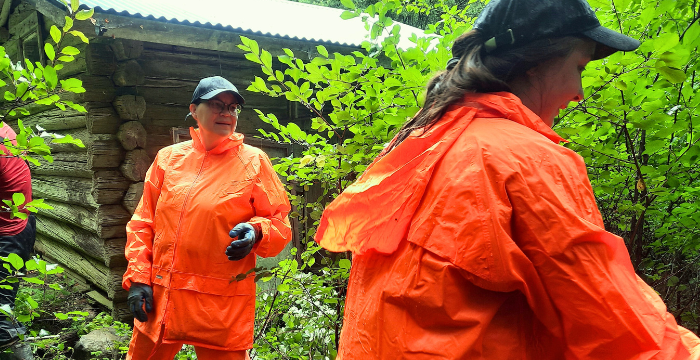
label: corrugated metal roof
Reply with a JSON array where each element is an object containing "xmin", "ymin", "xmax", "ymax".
[{"xmin": 79, "ymin": 0, "xmax": 425, "ymax": 48}]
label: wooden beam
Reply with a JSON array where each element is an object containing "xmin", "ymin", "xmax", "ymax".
[
  {"xmin": 138, "ymin": 48, "xmax": 261, "ymax": 82},
  {"xmin": 29, "ymin": 145, "xmax": 125, "ymax": 177},
  {"xmin": 40, "ymin": 200, "xmax": 130, "ymax": 237},
  {"xmin": 113, "ymin": 60, "xmax": 145, "ymax": 87},
  {"xmin": 60, "ymin": 75, "xmax": 116, "ymax": 104},
  {"xmin": 110, "ymin": 39, "xmax": 143, "ymax": 61},
  {"xmin": 47, "ymin": 128, "xmax": 117, "ymax": 153},
  {"xmin": 33, "ymin": 173, "xmax": 130, "ymax": 208},
  {"xmin": 120, "ymin": 149, "xmax": 150, "ymax": 182},
  {"xmin": 116, "ymin": 121, "xmax": 147, "ymax": 150},
  {"xmin": 123, "ymin": 182, "xmax": 143, "ymax": 215},
  {"xmin": 33, "ymin": 175, "xmax": 99, "ymax": 208},
  {"xmin": 5, "ymin": 104, "xmax": 121, "ymax": 135},
  {"xmin": 113, "ymin": 96, "xmax": 146, "ymax": 121},
  {"xmin": 35, "ymin": 215, "xmax": 127, "ymax": 267},
  {"xmin": 16, "ymin": 108, "xmax": 87, "ymax": 131},
  {"xmin": 59, "ymin": 42, "xmax": 118, "ymax": 78},
  {"xmin": 34, "ymin": 234, "xmax": 126, "ymax": 300},
  {"xmin": 87, "ymin": 106, "xmax": 122, "ymax": 135}
]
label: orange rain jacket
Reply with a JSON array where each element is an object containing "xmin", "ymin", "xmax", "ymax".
[
  {"xmin": 316, "ymin": 92, "xmax": 700, "ymax": 359},
  {"xmin": 123, "ymin": 128, "xmax": 291, "ymax": 351}
]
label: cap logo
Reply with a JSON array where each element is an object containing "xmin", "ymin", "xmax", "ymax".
[{"xmin": 484, "ymin": 29, "xmax": 515, "ymax": 53}]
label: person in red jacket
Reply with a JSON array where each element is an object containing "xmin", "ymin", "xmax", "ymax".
[
  {"xmin": 0, "ymin": 123, "xmax": 35, "ymax": 350},
  {"xmin": 315, "ymin": 0, "xmax": 700, "ymax": 358},
  {"xmin": 123, "ymin": 76, "xmax": 292, "ymax": 360}
]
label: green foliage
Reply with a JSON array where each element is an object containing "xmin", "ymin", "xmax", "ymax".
[
  {"xmin": 251, "ymin": 245, "xmax": 349, "ymax": 359},
  {"xmin": 555, "ymin": 0, "xmax": 700, "ymax": 331},
  {"xmin": 0, "ymin": 0, "xmax": 90, "ymax": 220},
  {"xmin": 243, "ymin": 0, "xmax": 700, "ymax": 352},
  {"xmin": 0, "ymin": 255, "xmax": 65, "ymax": 324},
  {"xmin": 288, "ymin": 0, "xmax": 485, "ymax": 29}
]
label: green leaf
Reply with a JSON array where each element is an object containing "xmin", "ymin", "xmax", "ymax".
[
  {"xmin": 25, "ymin": 199, "xmax": 53, "ymax": 210},
  {"xmin": 23, "ymin": 277, "xmax": 44, "ymax": 285},
  {"xmin": 69, "ymin": 30, "xmax": 89, "ymax": 44},
  {"xmin": 277, "ymin": 283, "xmax": 290, "ymax": 293},
  {"xmin": 23, "ymin": 260, "xmax": 38, "ymax": 273},
  {"xmin": 316, "ymin": 45, "xmax": 329, "ymax": 58},
  {"xmin": 44, "ymin": 43, "xmax": 56, "ymax": 62},
  {"xmin": 63, "ymin": 16, "xmax": 74, "ymax": 32},
  {"xmin": 613, "ymin": 0, "xmax": 631, "ymax": 11},
  {"xmin": 340, "ymin": 10, "xmax": 359, "ymax": 20},
  {"xmin": 659, "ymin": 48, "xmax": 690, "ymax": 68},
  {"xmin": 260, "ymin": 50, "xmax": 273, "ymax": 70},
  {"xmin": 60, "ymin": 77, "xmax": 82, "ymax": 90},
  {"xmin": 44, "ymin": 66, "xmax": 58, "ymax": 89},
  {"xmin": 74, "ymin": 8, "xmax": 94, "ymax": 21},
  {"xmin": 657, "ymin": 66, "xmax": 686, "ymax": 84},
  {"xmin": 54, "ymin": 312, "xmax": 69, "ymax": 320},
  {"xmin": 50, "ymin": 25, "xmax": 61, "ymax": 44},
  {"xmin": 3, "ymin": 91, "xmax": 15, "ymax": 101},
  {"xmin": 338, "ymin": 258, "xmax": 351, "ymax": 270},
  {"xmin": 684, "ymin": 22, "xmax": 700, "ymax": 45},
  {"xmin": 70, "ymin": 0, "xmax": 79, "ymax": 13},
  {"xmin": 5, "ymin": 253, "xmax": 23, "ymax": 270},
  {"xmin": 653, "ymin": 33, "xmax": 679, "ymax": 54},
  {"xmin": 340, "ymin": 0, "xmax": 356, "ymax": 10},
  {"xmin": 12, "ymin": 193, "xmax": 25, "ymax": 207},
  {"xmin": 61, "ymin": 46, "xmax": 80, "ymax": 56},
  {"xmin": 57, "ymin": 55, "xmax": 75, "ymax": 62}
]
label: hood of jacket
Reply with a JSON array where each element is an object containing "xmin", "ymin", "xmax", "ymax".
[{"xmin": 315, "ymin": 91, "xmax": 564, "ymax": 254}]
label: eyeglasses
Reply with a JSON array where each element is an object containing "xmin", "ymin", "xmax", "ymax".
[{"xmin": 204, "ymin": 99, "xmax": 241, "ymax": 115}]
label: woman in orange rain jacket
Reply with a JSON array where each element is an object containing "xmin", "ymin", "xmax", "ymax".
[
  {"xmin": 123, "ymin": 76, "xmax": 291, "ymax": 360},
  {"xmin": 315, "ymin": 0, "xmax": 700, "ymax": 358}
]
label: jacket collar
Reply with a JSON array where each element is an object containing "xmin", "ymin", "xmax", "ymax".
[
  {"xmin": 190, "ymin": 127, "xmax": 245, "ymax": 154},
  {"xmin": 457, "ymin": 92, "xmax": 566, "ymax": 144}
]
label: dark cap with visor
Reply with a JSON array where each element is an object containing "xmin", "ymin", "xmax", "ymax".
[
  {"xmin": 473, "ymin": 0, "xmax": 640, "ymax": 59},
  {"xmin": 186, "ymin": 76, "xmax": 245, "ymax": 120}
]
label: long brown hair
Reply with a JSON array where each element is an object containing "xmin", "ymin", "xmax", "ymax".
[{"xmin": 387, "ymin": 30, "xmax": 585, "ymax": 152}]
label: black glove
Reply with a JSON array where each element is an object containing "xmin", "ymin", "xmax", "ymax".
[
  {"xmin": 226, "ymin": 223, "xmax": 257, "ymax": 261},
  {"xmin": 127, "ymin": 282, "xmax": 154, "ymax": 322}
]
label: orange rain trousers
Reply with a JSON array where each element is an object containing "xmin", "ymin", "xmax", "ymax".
[
  {"xmin": 126, "ymin": 322, "xmax": 250, "ymax": 360},
  {"xmin": 123, "ymin": 128, "xmax": 291, "ymax": 351},
  {"xmin": 316, "ymin": 92, "xmax": 700, "ymax": 359}
]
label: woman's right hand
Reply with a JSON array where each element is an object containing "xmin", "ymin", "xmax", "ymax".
[{"xmin": 127, "ymin": 282, "xmax": 154, "ymax": 322}]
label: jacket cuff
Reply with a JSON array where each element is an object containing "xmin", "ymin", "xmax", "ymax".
[{"xmin": 123, "ymin": 272, "xmax": 152, "ymax": 291}]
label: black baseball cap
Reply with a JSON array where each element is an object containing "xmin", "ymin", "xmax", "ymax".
[
  {"xmin": 186, "ymin": 76, "xmax": 245, "ymax": 120},
  {"xmin": 473, "ymin": 0, "xmax": 640, "ymax": 59},
  {"xmin": 191, "ymin": 76, "xmax": 245, "ymax": 105}
]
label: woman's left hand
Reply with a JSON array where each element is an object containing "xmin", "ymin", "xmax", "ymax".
[{"xmin": 226, "ymin": 223, "xmax": 257, "ymax": 261}]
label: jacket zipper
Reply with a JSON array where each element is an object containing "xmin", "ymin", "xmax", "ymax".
[{"xmin": 161, "ymin": 150, "xmax": 208, "ymax": 325}]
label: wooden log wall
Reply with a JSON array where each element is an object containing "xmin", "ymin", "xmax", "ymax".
[{"xmin": 1, "ymin": 3, "xmax": 134, "ymax": 319}]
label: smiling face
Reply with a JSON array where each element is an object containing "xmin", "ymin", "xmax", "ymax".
[
  {"xmin": 189, "ymin": 91, "xmax": 238, "ymax": 150},
  {"xmin": 511, "ymin": 40, "xmax": 596, "ymax": 127}
]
